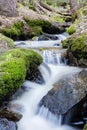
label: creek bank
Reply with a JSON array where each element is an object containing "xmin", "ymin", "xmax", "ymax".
[
  {"xmin": 62, "ymin": 5, "xmax": 87, "ymax": 67},
  {"xmin": 40, "ymin": 69, "xmax": 87, "ymax": 128}
]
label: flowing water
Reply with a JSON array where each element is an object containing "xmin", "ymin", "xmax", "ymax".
[{"xmin": 11, "ymin": 34, "xmax": 81, "ymax": 130}]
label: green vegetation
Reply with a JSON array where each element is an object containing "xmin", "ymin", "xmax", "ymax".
[
  {"xmin": 0, "ymin": 19, "xmax": 52, "ymax": 39},
  {"xmin": 83, "ymin": 124, "xmax": 87, "ymax": 130},
  {"xmin": 62, "ymin": 39, "xmax": 69, "ymax": 48},
  {"xmin": 52, "ymin": 14, "xmax": 65, "ymax": 23},
  {"xmin": 67, "ymin": 25, "xmax": 76, "ymax": 35},
  {"xmin": 25, "ymin": 18, "xmax": 51, "ymax": 29},
  {"xmin": 78, "ymin": 6, "xmax": 87, "ymax": 16},
  {"xmin": 70, "ymin": 33, "xmax": 87, "ymax": 59},
  {"xmin": 0, "ymin": 48, "xmax": 43, "ymax": 103},
  {"xmin": 45, "ymin": 0, "xmax": 67, "ymax": 6},
  {"xmin": 0, "ymin": 21, "xmax": 23, "ymax": 38},
  {"xmin": 24, "ymin": 18, "xmax": 52, "ymax": 34}
]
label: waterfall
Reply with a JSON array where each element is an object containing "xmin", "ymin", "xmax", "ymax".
[
  {"xmin": 10, "ymin": 33, "xmax": 81, "ymax": 130},
  {"xmin": 41, "ymin": 50, "xmax": 65, "ymax": 65}
]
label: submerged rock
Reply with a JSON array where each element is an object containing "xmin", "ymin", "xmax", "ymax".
[
  {"xmin": 40, "ymin": 69, "xmax": 87, "ymax": 115},
  {"xmin": 0, "ymin": 118, "xmax": 17, "ymax": 130}
]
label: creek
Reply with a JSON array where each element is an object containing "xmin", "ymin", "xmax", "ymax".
[{"xmin": 10, "ymin": 33, "xmax": 82, "ymax": 130}]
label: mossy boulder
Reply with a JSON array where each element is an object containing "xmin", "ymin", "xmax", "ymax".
[
  {"xmin": 83, "ymin": 124, "xmax": 87, "ymax": 130},
  {"xmin": 0, "ymin": 33, "xmax": 15, "ymax": 53},
  {"xmin": 0, "ymin": 48, "xmax": 43, "ymax": 103},
  {"xmin": 64, "ymin": 33, "xmax": 87, "ymax": 67},
  {"xmin": 0, "ymin": 22, "xmax": 24, "ymax": 37},
  {"xmin": 0, "ymin": 19, "xmax": 47, "ymax": 40},
  {"xmin": 24, "ymin": 18, "xmax": 52, "ymax": 34}
]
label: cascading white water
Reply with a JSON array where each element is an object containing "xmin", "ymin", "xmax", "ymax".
[{"xmin": 11, "ymin": 33, "xmax": 81, "ymax": 130}]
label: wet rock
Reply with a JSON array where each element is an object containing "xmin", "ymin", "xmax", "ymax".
[
  {"xmin": 0, "ymin": 107, "xmax": 22, "ymax": 122},
  {"xmin": 40, "ymin": 69, "xmax": 87, "ymax": 115},
  {"xmin": 63, "ymin": 95, "xmax": 87, "ymax": 128},
  {"xmin": 26, "ymin": 67, "xmax": 44, "ymax": 84},
  {"xmin": 0, "ymin": 118, "xmax": 17, "ymax": 130}
]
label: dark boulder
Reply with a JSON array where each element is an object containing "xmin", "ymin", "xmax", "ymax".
[{"xmin": 40, "ymin": 69, "xmax": 87, "ymax": 115}]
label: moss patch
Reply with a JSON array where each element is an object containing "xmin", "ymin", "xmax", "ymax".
[
  {"xmin": 52, "ymin": 15, "xmax": 65, "ymax": 23},
  {"xmin": 24, "ymin": 18, "xmax": 51, "ymax": 33},
  {"xmin": 0, "ymin": 48, "xmax": 43, "ymax": 103},
  {"xmin": 67, "ymin": 25, "xmax": 76, "ymax": 35},
  {"xmin": 70, "ymin": 33, "xmax": 87, "ymax": 59},
  {"xmin": 62, "ymin": 39, "xmax": 69, "ymax": 48},
  {"xmin": 0, "ymin": 21, "xmax": 23, "ymax": 38},
  {"xmin": 78, "ymin": 6, "xmax": 87, "ymax": 17}
]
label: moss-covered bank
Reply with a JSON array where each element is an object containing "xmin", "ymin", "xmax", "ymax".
[
  {"xmin": 0, "ymin": 48, "xmax": 43, "ymax": 103},
  {"xmin": 0, "ymin": 19, "xmax": 52, "ymax": 40},
  {"xmin": 62, "ymin": 33, "xmax": 87, "ymax": 67}
]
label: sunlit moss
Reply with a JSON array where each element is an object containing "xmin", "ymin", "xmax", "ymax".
[{"xmin": 0, "ymin": 48, "xmax": 43, "ymax": 103}]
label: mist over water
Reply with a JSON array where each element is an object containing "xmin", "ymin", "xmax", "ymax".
[{"xmin": 11, "ymin": 34, "xmax": 81, "ymax": 130}]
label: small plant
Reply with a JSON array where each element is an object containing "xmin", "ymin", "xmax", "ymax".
[{"xmin": 67, "ymin": 25, "xmax": 76, "ymax": 35}]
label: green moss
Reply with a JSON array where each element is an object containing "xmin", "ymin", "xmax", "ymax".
[
  {"xmin": 70, "ymin": 33, "xmax": 87, "ymax": 59},
  {"xmin": 67, "ymin": 25, "xmax": 76, "ymax": 35},
  {"xmin": 24, "ymin": 18, "xmax": 51, "ymax": 32},
  {"xmin": 0, "ymin": 21, "xmax": 23, "ymax": 37},
  {"xmin": 17, "ymin": 2, "xmax": 24, "ymax": 8},
  {"xmin": 52, "ymin": 14, "xmax": 65, "ymax": 23},
  {"xmin": 72, "ymin": 11, "xmax": 78, "ymax": 22},
  {"xmin": 62, "ymin": 39, "xmax": 69, "ymax": 48},
  {"xmin": 0, "ymin": 48, "xmax": 43, "ymax": 103},
  {"xmin": 83, "ymin": 124, "xmax": 87, "ymax": 130},
  {"xmin": 29, "ymin": 4, "xmax": 34, "ymax": 10},
  {"xmin": 78, "ymin": 6, "xmax": 87, "ymax": 17},
  {"xmin": 31, "ymin": 26, "xmax": 42, "ymax": 36}
]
